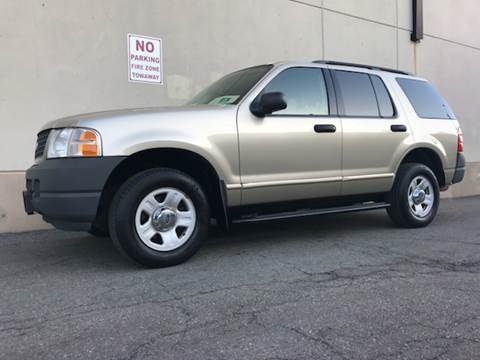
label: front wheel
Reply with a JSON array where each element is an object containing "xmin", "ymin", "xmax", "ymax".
[
  {"xmin": 387, "ymin": 163, "xmax": 440, "ymax": 228},
  {"xmin": 108, "ymin": 168, "xmax": 210, "ymax": 268}
]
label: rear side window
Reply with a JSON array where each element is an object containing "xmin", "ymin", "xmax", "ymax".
[
  {"xmin": 334, "ymin": 70, "xmax": 379, "ymax": 117},
  {"xmin": 397, "ymin": 78, "xmax": 455, "ymax": 119},
  {"xmin": 371, "ymin": 75, "xmax": 395, "ymax": 117}
]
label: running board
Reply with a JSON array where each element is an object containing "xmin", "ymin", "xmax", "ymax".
[{"xmin": 231, "ymin": 202, "xmax": 390, "ymax": 224}]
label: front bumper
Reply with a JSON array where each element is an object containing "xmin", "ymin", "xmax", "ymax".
[{"xmin": 23, "ymin": 157, "xmax": 126, "ymax": 231}]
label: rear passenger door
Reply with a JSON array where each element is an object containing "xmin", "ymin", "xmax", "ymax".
[{"xmin": 331, "ymin": 68, "xmax": 412, "ymax": 195}]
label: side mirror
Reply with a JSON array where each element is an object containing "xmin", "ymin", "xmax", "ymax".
[{"xmin": 250, "ymin": 92, "xmax": 287, "ymax": 117}]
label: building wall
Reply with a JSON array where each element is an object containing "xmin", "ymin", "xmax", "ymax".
[{"xmin": 1, "ymin": 0, "xmax": 479, "ymax": 232}]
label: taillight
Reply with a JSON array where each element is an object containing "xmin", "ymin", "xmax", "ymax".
[{"xmin": 457, "ymin": 129, "xmax": 464, "ymax": 153}]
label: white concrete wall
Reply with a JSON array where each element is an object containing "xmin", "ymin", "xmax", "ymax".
[{"xmin": 0, "ymin": 0, "xmax": 479, "ymax": 232}]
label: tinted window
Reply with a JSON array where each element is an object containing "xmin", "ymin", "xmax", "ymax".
[
  {"xmin": 334, "ymin": 70, "xmax": 379, "ymax": 117},
  {"xmin": 397, "ymin": 78, "xmax": 455, "ymax": 119},
  {"xmin": 262, "ymin": 67, "xmax": 329, "ymax": 116},
  {"xmin": 371, "ymin": 75, "xmax": 395, "ymax": 117},
  {"xmin": 188, "ymin": 65, "xmax": 273, "ymax": 105}
]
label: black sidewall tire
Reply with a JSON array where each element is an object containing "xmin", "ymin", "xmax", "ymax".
[
  {"xmin": 387, "ymin": 163, "xmax": 440, "ymax": 228},
  {"xmin": 109, "ymin": 168, "xmax": 210, "ymax": 268}
]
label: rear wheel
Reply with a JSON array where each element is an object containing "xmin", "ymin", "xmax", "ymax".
[
  {"xmin": 108, "ymin": 168, "xmax": 210, "ymax": 267},
  {"xmin": 387, "ymin": 163, "xmax": 440, "ymax": 228}
]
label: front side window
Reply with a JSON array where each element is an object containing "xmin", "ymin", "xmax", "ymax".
[
  {"xmin": 397, "ymin": 78, "xmax": 455, "ymax": 119},
  {"xmin": 334, "ymin": 70, "xmax": 379, "ymax": 117},
  {"xmin": 261, "ymin": 67, "xmax": 329, "ymax": 116},
  {"xmin": 188, "ymin": 65, "xmax": 273, "ymax": 105}
]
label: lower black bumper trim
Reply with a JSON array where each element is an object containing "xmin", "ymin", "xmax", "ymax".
[
  {"xmin": 23, "ymin": 191, "xmax": 34, "ymax": 215},
  {"xmin": 452, "ymin": 168, "xmax": 465, "ymax": 184},
  {"xmin": 24, "ymin": 156, "xmax": 126, "ymax": 231},
  {"xmin": 452, "ymin": 153, "xmax": 466, "ymax": 185},
  {"xmin": 45, "ymin": 219, "xmax": 93, "ymax": 231}
]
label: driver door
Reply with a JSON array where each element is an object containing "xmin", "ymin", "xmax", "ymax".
[{"xmin": 237, "ymin": 66, "xmax": 342, "ymax": 205}]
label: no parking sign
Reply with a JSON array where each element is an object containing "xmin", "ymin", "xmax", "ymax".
[{"xmin": 128, "ymin": 34, "xmax": 163, "ymax": 84}]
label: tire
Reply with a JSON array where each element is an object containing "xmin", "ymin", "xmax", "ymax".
[
  {"xmin": 387, "ymin": 163, "xmax": 440, "ymax": 228},
  {"xmin": 108, "ymin": 168, "xmax": 210, "ymax": 268}
]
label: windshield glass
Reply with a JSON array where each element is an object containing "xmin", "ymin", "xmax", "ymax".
[{"xmin": 188, "ymin": 65, "xmax": 273, "ymax": 105}]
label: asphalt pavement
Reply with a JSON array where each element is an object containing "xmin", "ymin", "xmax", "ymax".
[{"xmin": 1, "ymin": 196, "xmax": 480, "ymax": 359}]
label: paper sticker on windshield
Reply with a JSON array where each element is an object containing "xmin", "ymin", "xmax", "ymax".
[{"xmin": 208, "ymin": 95, "xmax": 240, "ymax": 105}]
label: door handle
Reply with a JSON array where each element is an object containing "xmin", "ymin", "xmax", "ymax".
[
  {"xmin": 391, "ymin": 124, "xmax": 407, "ymax": 132},
  {"xmin": 314, "ymin": 124, "xmax": 336, "ymax": 133}
]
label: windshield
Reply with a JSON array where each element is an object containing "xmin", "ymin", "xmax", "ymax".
[{"xmin": 188, "ymin": 65, "xmax": 273, "ymax": 105}]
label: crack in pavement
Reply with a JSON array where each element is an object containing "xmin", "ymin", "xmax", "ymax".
[
  {"xmin": 2, "ymin": 197, "xmax": 480, "ymax": 359},
  {"xmin": 281, "ymin": 325, "xmax": 350, "ymax": 360},
  {"xmin": 3, "ymin": 254, "xmax": 480, "ymax": 339}
]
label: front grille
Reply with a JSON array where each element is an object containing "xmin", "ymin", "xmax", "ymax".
[{"xmin": 35, "ymin": 130, "xmax": 51, "ymax": 159}]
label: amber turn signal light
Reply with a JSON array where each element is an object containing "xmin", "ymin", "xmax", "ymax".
[{"xmin": 78, "ymin": 130, "xmax": 100, "ymax": 157}]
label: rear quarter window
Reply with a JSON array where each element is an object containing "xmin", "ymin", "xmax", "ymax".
[
  {"xmin": 371, "ymin": 75, "xmax": 395, "ymax": 118},
  {"xmin": 396, "ymin": 78, "xmax": 455, "ymax": 119}
]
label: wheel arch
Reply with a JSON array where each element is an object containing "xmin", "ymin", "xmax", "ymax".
[
  {"xmin": 396, "ymin": 147, "xmax": 446, "ymax": 187},
  {"xmin": 93, "ymin": 148, "xmax": 229, "ymax": 232}
]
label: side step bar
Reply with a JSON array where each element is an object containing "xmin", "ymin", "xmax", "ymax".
[{"xmin": 231, "ymin": 202, "xmax": 390, "ymax": 224}]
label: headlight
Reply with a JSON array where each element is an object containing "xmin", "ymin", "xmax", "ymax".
[{"xmin": 47, "ymin": 128, "xmax": 102, "ymax": 159}]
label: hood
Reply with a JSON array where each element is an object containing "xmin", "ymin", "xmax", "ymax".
[{"xmin": 40, "ymin": 105, "xmax": 233, "ymax": 132}]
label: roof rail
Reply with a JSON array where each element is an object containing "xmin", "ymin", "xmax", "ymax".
[{"xmin": 313, "ymin": 60, "xmax": 410, "ymax": 75}]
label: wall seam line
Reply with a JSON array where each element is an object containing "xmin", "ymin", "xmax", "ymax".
[
  {"xmin": 423, "ymin": 33, "xmax": 480, "ymax": 52},
  {"xmin": 321, "ymin": 0, "xmax": 325, "ymax": 60},
  {"xmin": 287, "ymin": 0, "xmax": 407, "ymax": 30},
  {"xmin": 288, "ymin": 0, "xmax": 480, "ymax": 52},
  {"xmin": 395, "ymin": 0, "xmax": 399, "ymax": 69}
]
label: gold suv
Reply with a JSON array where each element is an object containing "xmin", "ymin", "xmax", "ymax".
[{"xmin": 24, "ymin": 61, "xmax": 465, "ymax": 267}]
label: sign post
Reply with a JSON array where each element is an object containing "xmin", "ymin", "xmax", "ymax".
[{"xmin": 128, "ymin": 34, "xmax": 163, "ymax": 84}]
